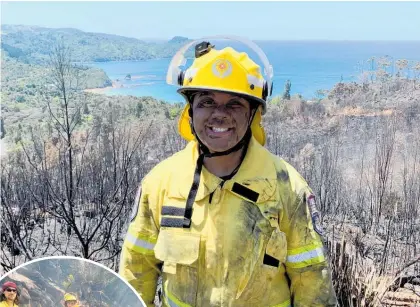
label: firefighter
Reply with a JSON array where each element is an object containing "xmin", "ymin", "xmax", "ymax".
[
  {"xmin": 63, "ymin": 293, "xmax": 80, "ymax": 307},
  {"xmin": 119, "ymin": 36, "xmax": 337, "ymax": 307}
]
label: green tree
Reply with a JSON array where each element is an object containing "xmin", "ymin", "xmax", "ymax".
[
  {"xmin": 169, "ymin": 107, "xmax": 181, "ymax": 119},
  {"xmin": 282, "ymin": 79, "xmax": 291, "ymax": 100},
  {"xmin": 0, "ymin": 118, "xmax": 5, "ymax": 139},
  {"xmin": 83, "ymin": 102, "xmax": 90, "ymax": 115},
  {"xmin": 395, "ymin": 59, "xmax": 409, "ymax": 78},
  {"xmin": 367, "ymin": 56, "xmax": 376, "ymax": 83},
  {"xmin": 14, "ymin": 124, "xmax": 22, "ymax": 143},
  {"xmin": 15, "ymin": 95, "xmax": 25, "ymax": 103},
  {"xmin": 135, "ymin": 102, "xmax": 143, "ymax": 118},
  {"xmin": 377, "ymin": 56, "xmax": 392, "ymax": 80}
]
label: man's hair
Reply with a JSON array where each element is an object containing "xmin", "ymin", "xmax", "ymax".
[{"xmin": 1, "ymin": 292, "xmax": 20, "ymax": 304}]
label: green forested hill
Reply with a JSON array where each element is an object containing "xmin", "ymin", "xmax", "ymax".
[
  {"xmin": 1, "ymin": 53, "xmax": 112, "ymax": 114},
  {"xmin": 1, "ymin": 24, "xmax": 190, "ymax": 63},
  {"xmin": 0, "ymin": 24, "xmax": 190, "ymax": 142}
]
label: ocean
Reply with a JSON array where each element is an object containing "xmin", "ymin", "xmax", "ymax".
[{"xmin": 88, "ymin": 40, "xmax": 420, "ymax": 102}]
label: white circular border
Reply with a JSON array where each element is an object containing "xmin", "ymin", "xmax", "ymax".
[{"xmin": 0, "ymin": 256, "xmax": 147, "ymax": 307}]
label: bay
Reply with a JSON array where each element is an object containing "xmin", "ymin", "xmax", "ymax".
[{"xmin": 88, "ymin": 40, "xmax": 420, "ymax": 102}]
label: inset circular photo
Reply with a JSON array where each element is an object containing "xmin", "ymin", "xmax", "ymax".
[{"xmin": 0, "ymin": 256, "xmax": 146, "ymax": 307}]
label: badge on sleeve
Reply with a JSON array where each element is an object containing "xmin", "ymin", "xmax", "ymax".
[
  {"xmin": 307, "ymin": 194, "xmax": 325, "ymax": 237},
  {"xmin": 130, "ymin": 186, "xmax": 142, "ymax": 222}
]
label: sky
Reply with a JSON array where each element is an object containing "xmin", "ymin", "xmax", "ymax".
[{"xmin": 1, "ymin": 1, "xmax": 420, "ymax": 41}]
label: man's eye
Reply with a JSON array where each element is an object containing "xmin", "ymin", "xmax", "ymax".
[
  {"xmin": 227, "ymin": 101, "xmax": 243, "ymax": 108},
  {"xmin": 199, "ymin": 100, "xmax": 215, "ymax": 107}
]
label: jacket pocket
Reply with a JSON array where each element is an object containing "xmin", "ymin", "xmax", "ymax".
[
  {"xmin": 236, "ymin": 227, "xmax": 289, "ymax": 305},
  {"xmin": 154, "ymin": 229, "xmax": 200, "ymax": 271},
  {"xmin": 154, "ymin": 229, "xmax": 200, "ymax": 306}
]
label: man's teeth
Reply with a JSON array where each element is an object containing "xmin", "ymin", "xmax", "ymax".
[{"xmin": 211, "ymin": 127, "xmax": 229, "ymax": 132}]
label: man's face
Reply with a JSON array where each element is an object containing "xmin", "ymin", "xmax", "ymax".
[
  {"xmin": 191, "ymin": 91, "xmax": 252, "ymax": 153},
  {"xmin": 66, "ymin": 300, "xmax": 77, "ymax": 307},
  {"xmin": 4, "ymin": 288, "xmax": 17, "ymax": 301}
]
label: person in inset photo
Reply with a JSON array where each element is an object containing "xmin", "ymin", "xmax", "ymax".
[
  {"xmin": 0, "ymin": 257, "xmax": 146, "ymax": 307},
  {"xmin": 63, "ymin": 293, "xmax": 80, "ymax": 307},
  {"xmin": 0, "ymin": 281, "xmax": 19, "ymax": 307}
]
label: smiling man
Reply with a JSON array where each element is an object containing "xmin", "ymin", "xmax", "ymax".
[{"xmin": 119, "ymin": 37, "xmax": 337, "ymax": 307}]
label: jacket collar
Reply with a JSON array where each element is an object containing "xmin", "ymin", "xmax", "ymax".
[{"xmin": 168, "ymin": 136, "xmax": 278, "ymax": 203}]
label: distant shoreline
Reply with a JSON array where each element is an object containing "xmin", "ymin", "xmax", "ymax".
[
  {"xmin": 84, "ymin": 74, "xmax": 159, "ymax": 94},
  {"xmin": 80, "ymin": 57, "xmax": 171, "ymax": 66},
  {"xmin": 84, "ymin": 80, "xmax": 123, "ymax": 94}
]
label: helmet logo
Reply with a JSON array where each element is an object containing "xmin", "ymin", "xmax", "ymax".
[{"xmin": 212, "ymin": 59, "xmax": 232, "ymax": 78}]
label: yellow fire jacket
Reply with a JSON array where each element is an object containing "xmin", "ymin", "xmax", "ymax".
[
  {"xmin": 0, "ymin": 301, "xmax": 19, "ymax": 307},
  {"xmin": 119, "ymin": 136, "xmax": 337, "ymax": 307}
]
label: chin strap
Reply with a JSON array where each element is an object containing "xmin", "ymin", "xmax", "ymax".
[{"xmin": 182, "ymin": 106, "xmax": 257, "ymax": 228}]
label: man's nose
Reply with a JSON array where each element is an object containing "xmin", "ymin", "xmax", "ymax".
[{"xmin": 211, "ymin": 104, "xmax": 230, "ymax": 118}]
